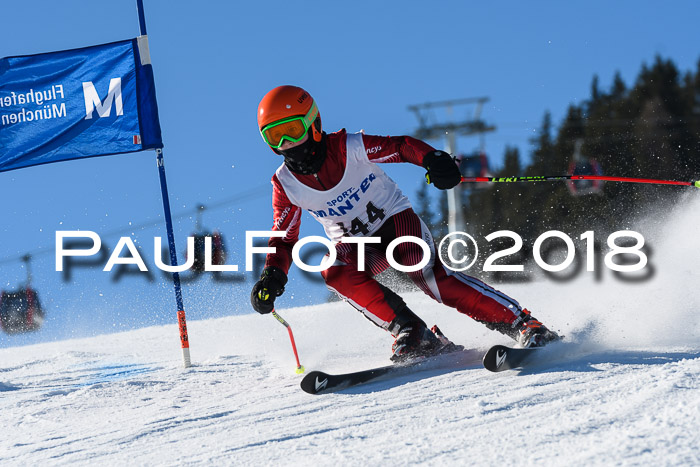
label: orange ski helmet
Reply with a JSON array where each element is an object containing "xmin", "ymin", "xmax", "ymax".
[{"xmin": 258, "ymin": 85, "xmax": 322, "ymax": 153}]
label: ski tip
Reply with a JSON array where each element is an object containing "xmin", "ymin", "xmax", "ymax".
[
  {"xmin": 482, "ymin": 344, "xmax": 543, "ymax": 372},
  {"xmin": 300, "ymin": 370, "xmax": 331, "ymax": 395},
  {"xmin": 482, "ymin": 345, "xmax": 510, "ymax": 373}
]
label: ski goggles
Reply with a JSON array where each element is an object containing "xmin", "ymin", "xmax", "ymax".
[{"xmin": 260, "ymin": 101, "xmax": 319, "ymax": 149}]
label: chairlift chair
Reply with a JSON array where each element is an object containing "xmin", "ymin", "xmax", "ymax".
[
  {"xmin": 458, "ymin": 152, "xmax": 492, "ymax": 190},
  {"xmin": 566, "ymin": 140, "xmax": 605, "ymax": 196},
  {"xmin": 186, "ymin": 204, "xmax": 227, "ymax": 273},
  {"xmin": 0, "ymin": 255, "xmax": 44, "ymax": 334}
]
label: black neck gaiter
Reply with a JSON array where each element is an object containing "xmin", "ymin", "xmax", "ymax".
[{"xmin": 280, "ymin": 133, "xmax": 327, "ymax": 175}]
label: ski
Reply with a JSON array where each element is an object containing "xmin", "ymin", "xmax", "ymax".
[
  {"xmin": 300, "ymin": 348, "xmax": 479, "ymax": 395},
  {"xmin": 482, "ymin": 344, "xmax": 539, "ymax": 372},
  {"xmin": 300, "ymin": 363, "xmax": 401, "ymax": 395}
]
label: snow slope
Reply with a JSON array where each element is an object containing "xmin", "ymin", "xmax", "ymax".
[
  {"xmin": 1, "ymin": 301, "xmax": 698, "ymax": 466},
  {"xmin": 2, "ymin": 196, "xmax": 700, "ymax": 465}
]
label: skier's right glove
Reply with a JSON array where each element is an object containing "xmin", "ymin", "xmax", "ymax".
[
  {"xmin": 251, "ymin": 266, "xmax": 288, "ymax": 314},
  {"xmin": 422, "ymin": 150, "xmax": 461, "ymax": 190}
]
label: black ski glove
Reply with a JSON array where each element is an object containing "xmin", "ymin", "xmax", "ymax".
[
  {"xmin": 251, "ymin": 266, "xmax": 288, "ymax": 314},
  {"xmin": 422, "ymin": 150, "xmax": 461, "ymax": 190}
]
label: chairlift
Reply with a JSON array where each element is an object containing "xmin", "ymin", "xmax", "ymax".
[
  {"xmin": 457, "ymin": 152, "xmax": 492, "ymax": 189},
  {"xmin": 566, "ymin": 140, "xmax": 605, "ymax": 196},
  {"xmin": 0, "ymin": 255, "xmax": 45, "ymax": 334},
  {"xmin": 186, "ymin": 204, "xmax": 227, "ymax": 273}
]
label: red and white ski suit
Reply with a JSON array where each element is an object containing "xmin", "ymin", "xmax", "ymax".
[{"xmin": 265, "ymin": 129, "xmax": 524, "ymax": 334}]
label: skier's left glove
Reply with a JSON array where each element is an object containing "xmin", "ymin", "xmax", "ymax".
[
  {"xmin": 422, "ymin": 150, "xmax": 461, "ymax": 190},
  {"xmin": 251, "ymin": 266, "xmax": 288, "ymax": 314}
]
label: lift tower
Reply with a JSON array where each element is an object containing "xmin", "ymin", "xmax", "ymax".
[{"xmin": 408, "ymin": 97, "xmax": 496, "ymax": 232}]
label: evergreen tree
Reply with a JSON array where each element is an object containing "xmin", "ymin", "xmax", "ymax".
[
  {"xmin": 611, "ymin": 71, "xmax": 627, "ymax": 100},
  {"xmin": 502, "ymin": 145, "xmax": 521, "ymax": 174},
  {"xmin": 415, "ymin": 54, "xmax": 700, "ymax": 283}
]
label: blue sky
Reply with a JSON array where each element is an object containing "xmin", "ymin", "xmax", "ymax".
[{"xmin": 1, "ymin": 0, "xmax": 699, "ymax": 346}]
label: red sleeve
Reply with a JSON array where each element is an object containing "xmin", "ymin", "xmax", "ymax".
[
  {"xmin": 264, "ymin": 174, "xmax": 302, "ymax": 274},
  {"xmin": 361, "ymin": 134, "xmax": 436, "ymax": 167}
]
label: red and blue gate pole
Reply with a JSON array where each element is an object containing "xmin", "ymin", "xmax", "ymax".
[{"xmin": 136, "ymin": 0, "xmax": 191, "ymax": 367}]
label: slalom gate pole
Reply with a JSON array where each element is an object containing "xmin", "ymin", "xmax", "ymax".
[
  {"xmin": 156, "ymin": 149, "xmax": 191, "ymax": 368},
  {"xmin": 460, "ymin": 175, "xmax": 700, "ymax": 188},
  {"xmin": 137, "ymin": 0, "xmax": 191, "ymax": 368},
  {"xmin": 272, "ymin": 310, "xmax": 305, "ymax": 374}
]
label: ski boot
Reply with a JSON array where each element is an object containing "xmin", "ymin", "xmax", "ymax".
[
  {"xmin": 391, "ymin": 321, "xmax": 442, "ymax": 363},
  {"xmin": 431, "ymin": 325, "xmax": 464, "ymax": 354},
  {"xmin": 516, "ymin": 309, "xmax": 560, "ymax": 348},
  {"xmin": 391, "ymin": 323, "xmax": 464, "ymax": 362}
]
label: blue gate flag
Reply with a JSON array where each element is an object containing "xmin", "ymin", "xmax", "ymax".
[{"xmin": 0, "ymin": 38, "xmax": 162, "ymax": 173}]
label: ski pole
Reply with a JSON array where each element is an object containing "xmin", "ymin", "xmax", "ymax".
[
  {"xmin": 460, "ymin": 175, "xmax": 700, "ymax": 188},
  {"xmin": 271, "ymin": 310, "xmax": 305, "ymax": 374}
]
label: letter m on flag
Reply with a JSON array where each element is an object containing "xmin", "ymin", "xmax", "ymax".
[{"xmin": 83, "ymin": 78, "xmax": 123, "ymax": 119}]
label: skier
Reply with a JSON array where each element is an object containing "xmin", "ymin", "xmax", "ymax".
[{"xmin": 251, "ymin": 85, "xmax": 559, "ymax": 362}]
